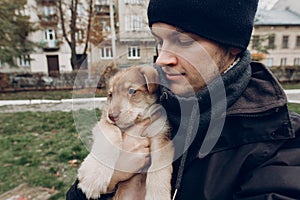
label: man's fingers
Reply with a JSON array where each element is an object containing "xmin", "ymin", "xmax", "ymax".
[
  {"xmin": 141, "ymin": 109, "xmax": 162, "ymax": 127},
  {"xmin": 122, "ymin": 133, "xmax": 150, "ymax": 146},
  {"xmin": 121, "ymin": 134, "xmax": 150, "ymax": 156},
  {"xmin": 150, "ymin": 109, "xmax": 162, "ymax": 123}
]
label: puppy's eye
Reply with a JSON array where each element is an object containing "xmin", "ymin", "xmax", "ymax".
[
  {"xmin": 107, "ymin": 92, "xmax": 112, "ymax": 98},
  {"xmin": 128, "ymin": 88, "xmax": 136, "ymax": 95}
]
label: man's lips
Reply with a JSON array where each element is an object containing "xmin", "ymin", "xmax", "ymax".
[{"xmin": 165, "ymin": 72, "xmax": 185, "ymax": 81}]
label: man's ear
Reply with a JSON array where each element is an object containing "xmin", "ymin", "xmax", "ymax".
[
  {"xmin": 139, "ymin": 66, "xmax": 159, "ymax": 94},
  {"xmin": 229, "ymin": 47, "xmax": 242, "ymax": 56}
]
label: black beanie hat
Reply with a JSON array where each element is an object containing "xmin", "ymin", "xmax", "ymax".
[{"xmin": 148, "ymin": 0, "xmax": 259, "ymax": 50}]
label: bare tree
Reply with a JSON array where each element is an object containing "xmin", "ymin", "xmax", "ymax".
[{"xmin": 57, "ymin": 0, "xmax": 94, "ymax": 70}]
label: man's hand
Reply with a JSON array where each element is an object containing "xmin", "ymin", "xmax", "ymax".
[{"xmin": 107, "ymin": 111, "xmax": 161, "ymax": 192}]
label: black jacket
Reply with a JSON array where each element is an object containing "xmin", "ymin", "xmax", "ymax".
[{"xmin": 66, "ymin": 52, "xmax": 300, "ymax": 200}]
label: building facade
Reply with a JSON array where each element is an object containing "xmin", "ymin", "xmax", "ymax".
[
  {"xmin": 1, "ymin": 0, "xmax": 299, "ymax": 75},
  {"xmin": 90, "ymin": 0, "xmax": 155, "ymax": 70},
  {"xmin": 0, "ymin": 0, "xmax": 156, "ymax": 75},
  {"xmin": 250, "ymin": 0, "xmax": 300, "ymax": 67},
  {"xmin": 1, "ymin": 0, "xmax": 76, "ymax": 74}
]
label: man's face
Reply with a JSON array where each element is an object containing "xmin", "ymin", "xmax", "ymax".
[{"xmin": 151, "ymin": 23, "xmax": 236, "ymax": 97}]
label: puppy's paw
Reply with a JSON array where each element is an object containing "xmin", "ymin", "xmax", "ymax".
[
  {"xmin": 78, "ymin": 178, "xmax": 102, "ymax": 199},
  {"xmin": 145, "ymin": 194, "xmax": 171, "ymax": 200},
  {"xmin": 77, "ymin": 154, "xmax": 114, "ymax": 199}
]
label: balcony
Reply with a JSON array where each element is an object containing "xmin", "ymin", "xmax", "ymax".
[
  {"xmin": 94, "ymin": 0, "xmax": 116, "ymax": 17},
  {"xmin": 37, "ymin": 0, "xmax": 56, "ymax": 5},
  {"xmin": 38, "ymin": 14, "xmax": 58, "ymax": 26},
  {"xmin": 94, "ymin": 4, "xmax": 110, "ymax": 16},
  {"xmin": 40, "ymin": 40, "xmax": 60, "ymax": 51},
  {"xmin": 95, "ymin": 0, "xmax": 110, "ymax": 5}
]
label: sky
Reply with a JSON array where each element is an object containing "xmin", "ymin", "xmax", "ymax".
[{"xmin": 258, "ymin": 0, "xmax": 279, "ymax": 10}]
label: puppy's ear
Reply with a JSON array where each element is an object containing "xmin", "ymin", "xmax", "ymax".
[{"xmin": 139, "ymin": 66, "xmax": 159, "ymax": 94}]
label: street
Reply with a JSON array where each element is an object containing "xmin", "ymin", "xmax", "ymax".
[{"xmin": 0, "ymin": 90, "xmax": 299, "ymax": 113}]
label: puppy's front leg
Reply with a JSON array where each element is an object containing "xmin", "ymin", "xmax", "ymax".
[
  {"xmin": 113, "ymin": 174, "xmax": 146, "ymax": 200},
  {"xmin": 78, "ymin": 120, "xmax": 123, "ymax": 199},
  {"xmin": 145, "ymin": 137, "xmax": 174, "ymax": 200}
]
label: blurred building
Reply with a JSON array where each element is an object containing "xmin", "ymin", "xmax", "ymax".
[
  {"xmin": 1, "ymin": 0, "xmax": 299, "ymax": 75},
  {"xmin": 90, "ymin": 0, "xmax": 156, "ymax": 70},
  {"xmin": 0, "ymin": 0, "xmax": 156, "ymax": 75},
  {"xmin": 250, "ymin": 0, "xmax": 300, "ymax": 67}
]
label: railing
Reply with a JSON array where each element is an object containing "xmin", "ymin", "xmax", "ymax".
[
  {"xmin": 38, "ymin": 14, "xmax": 58, "ymax": 26},
  {"xmin": 36, "ymin": 0, "xmax": 56, "ymax": 5},
  {"xmin": 40, "ymin": 40, "xmax": 60, "ymax": 50},
  {"xmin": 95, "ymin": 0, "xmax": 110, "ymax": 5}
]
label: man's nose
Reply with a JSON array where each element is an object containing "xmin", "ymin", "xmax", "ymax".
[{"xmin": 155, "ymin": 48, "xmax": 177, "ymax": 67}]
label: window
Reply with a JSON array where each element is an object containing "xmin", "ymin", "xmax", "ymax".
[
  {"xmin": 44, "ymin": 29, "xmax": 56, "ymax": 41},
  {"xmin": 101, "ymin": 47, "xmax": 113, "ymax": 59},
  {"xmin": 77, "ymin": 4, "xmax": 85, "ymax": 16},
  {"xmin": 101, "ymin": 21, "xmax": 111, "ymax": 32},
  {"xmin": 282, "ymin": 35, "xmax": 289, "ymax": 49},
  {"xmin": 125, "ymin": 16, "xmax": 130, "ymax": 31},
  {"xmin": 43, "ymin": 6, "xmax": 56, "ymax": 16},
  {"xmin": 76, "ymin": 29, "xmax": 84, "ymax": 41},
  {"xmin": 124, "ymin": 0, "xmax": 144, "ymax": 5},
  {"xmin": 44, "ymin": 29, "xmax": 57, "ymax": 48},
  {"xmin": 251, "ymin": 35, "xmax": 260, "ymax": 49},
  {"xmin": 294, "ymin": 57, "xmax": 300, "ymax": 66},
  {"xmin": 266, "ymin": 58, "xmax": 273, "ymax": 67},
  {"xmin": 268, "ymin": 34, "xmax": 275, "ymax": 49},
  {"xmin": 18, "ymin": 55, "xmax": 31, "ymax": 67},
  {"xmin": 296, "ymin": 36, "xmax": 300, "ymax": 48},
  {"xmin": 41, "ymin": 6, "xmax": 56, "ymax": 21},
  {"xmin": 280, "ymin": 58, "xmax": 287, "ymax": 66},
  {"xmin": 128, "ymin": 46, "xmax": 141, "ymax": 59},
  {"xmin": 96, "ymin": 0, "xmax": 109, "ymax": 5},
  {"xmin": 125, "ymin": 15, "xmax": 142, "ymax": 31}
]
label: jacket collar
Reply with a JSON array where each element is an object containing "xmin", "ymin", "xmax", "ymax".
[
  {"xmin": 227, "ymin": 61, "xmax": 287, "ymax": 115},
  {"xmin": 210, "ymin": 61, "xmax": 294, "ymax": 153},
  {"xmin": 155, "ymin": 50, "xmax": 294, "ymax": 158}
]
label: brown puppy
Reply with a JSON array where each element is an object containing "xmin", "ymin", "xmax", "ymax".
[{"xmin": 77, "ymin": 65, "xmax": 174, "ymax": 200}]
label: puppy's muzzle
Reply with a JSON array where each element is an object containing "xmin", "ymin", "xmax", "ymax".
[{"xmin": 108, "ymin": 112, "xmax": 120, "ymax": 123}]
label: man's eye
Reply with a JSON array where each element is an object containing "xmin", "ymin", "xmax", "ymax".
[
  {"xmin": 155, "ymin": 39, "xmax": 163, "ymax": 48},
  {"xmin": 174, "ymin": 34, "xmax": 195, "ymax": 46},
  {"xmin": 176, "ymin": 38, "xmax": 194, "ymax": 46},
  {"xmin": 128, "ymin": 88, "xmax": 137, "ymax": 95}
]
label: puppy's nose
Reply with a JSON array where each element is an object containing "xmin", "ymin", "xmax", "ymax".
[{"xmin": 108, "ymin": 112, "xmax": 120, "ymax": 122}]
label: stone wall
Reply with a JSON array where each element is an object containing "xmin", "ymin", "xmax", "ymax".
[
  {"xmin": 0, "ymin": 66, "xmax": 299, "ymax": 92},
  {"xmin": 0, "ymin": 70, "xmax": 96, "ymax": 92},
  {"xmin": 270, "ymin": 66, "xmax": 300, "ymax": 83}
]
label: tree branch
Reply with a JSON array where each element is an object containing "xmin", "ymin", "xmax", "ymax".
[
  {"xmin": 83, "ymin": 0, "xmax": 93, "ymax": 55},
  {"xmin": 58, "ymin": 0, "xmax": 71, "ymax": 46}
]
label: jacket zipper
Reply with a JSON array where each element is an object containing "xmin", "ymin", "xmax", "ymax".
[
  {"xmin": 227, "ymin": 107, "xmax": 281, "ymax": 118},
  {"xmin": 172, "ymin": 189, "xmax": 178, "ymax": 200}
]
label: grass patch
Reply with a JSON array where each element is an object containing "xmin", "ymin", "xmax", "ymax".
[
  {"xmin": 0, "ymin": 90, "xmax": 74, "ymax": 100},
  {"xmin": 281, "ymin": 83, "xmax": 300, "ymax": 90},
  {"xmin": 0, "ymin": 103, "xmax": 299, "ymax": 199},
  {"xmin": 0, "ymin": 109, "xmax": 101, "ymax": 199},
  {"xmin": 288, "ymin": 103, "xmax": 300, "ymax": 114}
]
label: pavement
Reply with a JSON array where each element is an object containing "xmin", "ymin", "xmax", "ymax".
[
  {"xmin": 0, "ymin": 97, "xmax": 107, "ymax": 113},
  {"xmin": 284, "ymin": 89, "xmax": 300, "ymax": 104},
  {"xmin": 0, "ymin": 90, "xmax": 300, "ymax": 113}
]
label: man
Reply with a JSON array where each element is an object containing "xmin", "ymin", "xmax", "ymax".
[{"xmin": 67, "ymin": 0, "xmax": 300, "ymax": 199}]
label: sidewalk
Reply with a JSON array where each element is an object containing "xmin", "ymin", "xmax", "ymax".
[
  {"xmin": 0, "ymin": 97, "xmax": 107, "ymax": 113},
  {"xmin": 284, "ymin": 89, "xmax": 300, "ymax": 104},
  {"xmin": 0, "ymin": 90, "xmax": 299, "ymax": 113},
  {"xmin": 0, "ymin": 97, "xmax": 107, "ymax": 107}
]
